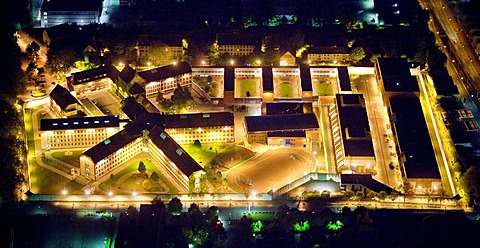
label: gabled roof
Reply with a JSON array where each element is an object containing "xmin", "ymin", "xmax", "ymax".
[
  {"xmin": 138, "ymin": 62, "xmax": 191, "ymax": 82},
  {"xmin": 83, "ymin": 123, "xmax": 142, "ymax": 164},
  {"xmin": 340, "ymin": 174, "xmax": 395, "ymax": 194},
  {"xmin": 119, "ymin": 64, "xmax": 137, "ymax": 83},
  {"xmin": 70, "ymin": 65, "xmax": 119, "ymax": 85},
  {"xmin": 245, "ymin": 113, "xmax": 319, "ymax": 133},
  {"xmin": 40, "ymin": 116, "xmax": 119, "ymax": 131},
  {"xmin": 164, "ymin": 112, "xmax": 234, "ymax": 129},
  {"xmin": 122, "ymin": 97, "xmax": 149, "ymax": 121},
  {"xmin": 129, "ymin": 82, "xmax": 145, "ymax": 95},
  {"xmin": 216, "ymin": 33, "xmax": 259, "ymax": 46},
  {"xmin": 49, "ymin": 84, "xmax": 80, "ymax": 110},
  {"xmin": 148, "ymin": 125, "xmax": 203, "ymax": 177}
]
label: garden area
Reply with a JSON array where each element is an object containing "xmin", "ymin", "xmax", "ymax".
[
  {"xmin": 193, "ymin": 75, "xmax": 221, "ymax": 97},
  {"xmin": 277, "ymin": 82, "xmax": 294, "ymax": 97},
  {"xmin": 236, "ymin": 78, "xmax": 258, "ymax": 97},
  {"xmin": 312, "ymin": 78, "xmax": 334, "ymax": 96},
  {"xmin": 98, "ymin": 160, "xmax": 178, "ymax": 194}
]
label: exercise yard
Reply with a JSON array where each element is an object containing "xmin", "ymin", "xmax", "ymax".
[
  {"xmin": 277, "ymin": 82, "xmax": 294, "ymax": 97},
  {"xmin": 312, "ymin": 78, "xmax": 334, "ymax": 96},
  {"xmin": 226, "ymin": 148, "xmax": 315, "ymax": 194},
  {"xmin": 235, "ymin": 78, "xmax": 259, "ymax": 97}
]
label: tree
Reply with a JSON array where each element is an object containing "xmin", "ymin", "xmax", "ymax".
[
  {"xmin": 150, "ymin": 171, "xmax": 159, "ymax": 182},
  {"xmin": 45, "ymin": 48, "xmax": 76, "ymax": 75},
  {"xmin": 208, "ymin": 42, "xmax": 220, "ymax": 66},
  {"xmin": 349, "ymin": 47, "xmax": 366, "ymax": 63},
  {"xmin": 460, "ymin": 166, "xmax": 480, "ymax": 200},
  {"xmin": 148, "ymin": 41, "xmax": 173, "ymax": 66},
  {"xmin": 26, "ymin": 41, "xmax": 40, "ymax": 58},
  {"xmin": 366, "ymin": 191, "xmax": 377, "ymax": 200},
  {"xmin": 377, "ymin": 191, "xmax": 387, "ymax": 200},
  {"xmin": 193, "ymin": 139, "xmax": 202, "ymax": 148},
  {"xmin": 369, "ymin": 53, "xmax": 382, "ymax": 64},
  {"xmin": 168, "ymin": 197, "xmax": 183, "ymax": 214},
  {"xmin": 344, "ymin": 190, "xmax": 354, "ymax": 199},
  {"xmin": 161, "ymin": 85, "xmax": 196, "ymax": 114},
  {"xmin": 138, "ymin": 161, "xmax": 146, "ymax": 174},
  {"xmin": 355, "ymin": 191, "xmax": 365, "ymax": 200}
]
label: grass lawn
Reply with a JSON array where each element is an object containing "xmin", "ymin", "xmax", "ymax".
[
  {"xmin": 314, "ymin": 80, "xmax": 334, "ymax": 96},
  {"xmin": 236, "ymin": 79, "xmax": 257, "ymax": 97},
  {"xmin": 51, "ymin": 150, "xmax": 84, "ymax": 165},
  {"xmin": 182, "ymin": 143, "xmax": 228, "ymax": 166},
  {"xmin": 29, "ymin": 157, "xmax": 83, "ymax": 194},
  {"xmin": 278, "ymin": 82, "xmax": 294, "ymax": 97},
  {"xmin": 99, "ymin": 159, "xmax": 180, "ymax": 194}
]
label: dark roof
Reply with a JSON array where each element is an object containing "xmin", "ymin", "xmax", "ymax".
[
  {"xmin": 40, "ymin": 116, "xmax": 119, "ymax": 131},
  {"xmin": 164, "ymin": 112, "xmax": 234, "ymax": 129},
  {"xmin": 308, "ymin": 46, "xmax": 349, "ymax": 55},
  {"xmin": 148, "ymin": 125, "xmax": 203, "ymax": 177},
  {"xmin": 122, "ymin": 97, "xmax": 149, "ymax": 121},
  {"xmin": 340, "ymin": 174, "xmax": 395, "ymax": 194},
  {"xmin": 70, "ymin": 66, "xmax": 118, "ymax": 85},
  {"xmin": 224, "ymin": 67, "xmax": 235, "ymax": 91},
  {"xmin": 83, "ymin": 123, "xmax": 142, "ymax": 164},
  {"xmin": 265, "ymin": 102, "xmax": 309, "ymax": 115},
  {"xmin": 245, "ymin": 113, "xmax": 319, "ymax": 133},
  {"xmin": 42, "ymin": 0, "xmax": 102, "ymax": 12},
  {"xmin": 267, "ymin": 130, "xmax": 306, "ymax": 137},
  {"xmin": 216, "ymin": 33, "xmax": 259, "ymax": 46},
  {"xmin": 119, "ymin": 65, "xmax": 137, "ymax": 83},
  {"xmin": 300, "ymin": 65, "xmax": 312, "ymax": 91},
  {"xmin": 390, "ymin": 97, "xmax": 440, "ymax": 179},
  {"xmin": 337, "ymin": 66, "xmax": 351, "ymax": 91},
  {"xmin": 336, "ymin": 94, "xmax": 374, "ymax": 156},
  {"xmin": 49, "ymin": 84, "xmax": 80, "ymax": 110},
  {"xmin": 262, "ymin": 67, "xmax": 274, "ymax": 91},
  {"xmin": 428, "ymin": 63, "xmax": 459, "ymax": 96},
  {"xmin": 138, "ymin": 34, "xmax": 184, "ymax": 47},
  {"xmin": 129, "ymin": 82, "xmax": 145, "ymax": 95},
  {"xmin": 138, "ymin": 62, "xmax": 191, "ymax": 82},
  {"xmin": 376, "ymin": 58, "xmax": 419, "ymax": 92}
]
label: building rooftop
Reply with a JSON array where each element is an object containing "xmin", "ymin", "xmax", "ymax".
[
  {"xmin": 376, "ymin": 58, "xmax": 419, "ymax": 92},
  {"xmin": 299, "ymin": 65, "xmax": 312, "ymax": 91},
  {"xmin": 138, "ymin": 62, "xmax": 191, "ymax": 82},
  {"xmin": 69, "ymin": 65, "xmax": 118, "ymax": 85},
  {"xmin": 340, "ymin": 174, "xmax": 395, "ymax": 194},
  {"xmin": 336, "ymin": 94, "xmax": 374, "ymax": 157},
  {"xmin": 83, "ymin": 123, "xmax": 142, "ymax": 164},
  {"xmin": 308, "ymin": 46, "xmax": 349, "ymax": 55},
  {"xmin": 265, "ymin": 102, "xmax": 310, "ymax": 115},
  {"xmin": 216, "ymin": 33, "xmax": 259, "ymax": 46},
  {"xmin": 119, "ymin": 64, "xmax": 137, "ymax": 84},
  {"xmin": 262, "ymin": 67, "xmax": 274, "ymax": 92},
  {"xmin": 390, "ymin": 97, "xmax": 440, "ymax": 179},
  {"xmin": 148, "ymin": 125, "xmax": 203, "ymax": 177},
  {"xmin": 164, "ymin": 112, "xmax": 234, "ymax": 129},
  {"xmin": 42, "ymin": 0, "xmax": 102, "ymax": 12},
  {"xmin": 337, "ymin": 66, "xmax": 351, "ymax": 91},
  {"xmin": 245, "ymin": 113, "xmax": 319, "ymax": 133},
  {"xmin": 122, "ymin": 97, "xmax": 149, "ymax": 122},
  {"xmin": 49, "ymin": 84, "xmax": 80, "ymax": 110},
  {"xmin": 428, "ymin": 63, "xmax": 459, "ymax": 96},
  {"xmin": 40, "ymin": 116, "xmax": 119, "ymax": 131}
]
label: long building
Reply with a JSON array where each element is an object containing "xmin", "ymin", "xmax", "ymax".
[{"xmin": 40, "ymin": 0, "xmax": 102, "ymax": 28}]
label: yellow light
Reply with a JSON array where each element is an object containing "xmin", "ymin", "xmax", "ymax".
[
  {"xmin": 197, "ymin": 127, "xmax": 202, "ymax": 132},
  {"xmin": 173, "ymin": 61, "xmax": 177, "ymax": 65},
  {"xmin": 62, "ymin": 190, "xmax": 67, "ymax": 195},
  {"xmin": 118, "ymin": 62, "xmax": 124, "ymax": 67},
  {"xmin": 147, "ymin": 62, "xmax": 152, "ymax": 66},
  {"xmin": 230, "ymin": 60, "xmax": 235, "ymax": 65}
]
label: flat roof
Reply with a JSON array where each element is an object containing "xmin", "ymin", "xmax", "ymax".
[
  {"xmin": 245, "ymin": 113, "xmax": 319, "ymax": 133},
  {"xmin": 337, "ymin": 66, "xmax": 351, "ymax": 91},
  {"xmin": 83, "ymin": 123, "xmax": 142, "ymax": 164},
  {"xmin": 376, "ymin": 58, "xmax": 419, "ymax": 92},
  {"xmin": 138, "ymin": 62, "xmax": 191, "ymax": 82},
  {"xmin": 42, "ymin": 0, "xmax": 102, "ymax": 12},
  {"xmin": 299, "ymin": 65, "xmax": 312, "ymax": 91},
  {"xmin": 265, "ymin": 102, "xmax": 310, "ymax": 115},
  {"xmin": 164, "ymin": 112, "xmax": 234, "ymax": 129},
  {"xmin": 148, "ymin": 125, "xmax": 203, "ymax": 177},
  {"xmin": 262, "ymin": 67, "xmax": 274, "ymax": 91},
  {"xmin": 428, "ymin": 63, "xmax": 459, "ymax": 96},
  {"xmin": 341, "ymin": 174, "xmax": 395, "ymax": 194},
  {"xmin": 40, "ymin": 116, "xmax": 119, "ymax": 131},
  {"xmin": 336, "ymin": 94, "xmax": 374, "ymax": 156},
  {"xmin": 390, "ymin": 97, "xmax": 440, "ymax": 179},
  {"xmin": 224, "ymin": 67, "xmax": 235, "ymax": 91}
]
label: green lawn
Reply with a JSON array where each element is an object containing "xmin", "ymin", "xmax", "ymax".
[
  {"xmin": 278, "ymin": 82, "xmax": 294, "ymax": 97},
  {"xmin": 51, "ymin": 150, "xmax": 84, "ymax": 165},
  {"xmin": 314, "ymin": 81, "xmax": 334, "ymax": 96},
  {"xmin": 236, "ymin": 79, "xmax": 257, "ymax": 97},
  {"xmin": 182, "ymin": 143, "xmax": 228, "ymax": 166},
  {"xmin": 29, "ymin": 157, "xmax": 83, "ymax": 194}
]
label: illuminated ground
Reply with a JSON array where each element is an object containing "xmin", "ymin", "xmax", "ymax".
[
  {"xmin": 235, "ymin": 78, "xmax": 260, "ymax": 97},
  {"xmin": 225, "ymin": 147, "xmax": 315, "ymax": 194}
]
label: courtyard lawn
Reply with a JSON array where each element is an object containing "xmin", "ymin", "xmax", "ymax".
[
  {"xmin": 182, "ymin": 143, "xmax": 228, "ymax": 166},
  {"xmin": 236, "ymin": 79, "xmax": 257, "ymax": 97},
  {"xmin": 314, "ymin": 81, "xmax": 334, "ymax": 96},
  {"xmin": 51, "ymin": 150, "xmax": 84, "ymax": 166},
  {"xmin": 29, "ymin": 157, "xmax": 83, "ymax": 194},
  {"xmin": 278, "ymin": 82, "xmax": 294, "ymax": 97}
]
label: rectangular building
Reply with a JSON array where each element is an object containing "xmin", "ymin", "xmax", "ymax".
[
  {"xmin": 41, "ymin": 0, "xmax": 102, "ymax": 28},
  {"xmin": 139, "ymin": 62, "xmax": 192, "ymax": 98}
]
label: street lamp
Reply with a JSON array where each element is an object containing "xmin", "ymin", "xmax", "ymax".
[
  {"xmin": 62, "ymin": 189, "xmax": 67, "ymax": 195},
  {"xmin": 201, "ymin": 60, "xmax": 206, "ymax": 66},
  {"xmin": 230, "ymin": 59, "xmax": 235, "ymax": 66},
  {"xmin": 108, "ymin": 191, "xmax": 113, "ymax": 197}
]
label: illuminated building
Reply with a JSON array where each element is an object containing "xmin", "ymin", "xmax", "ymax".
[
  {"xmin": 139, "ymin": 62, "xmax": 192, "ymax": 98},
  {"xmin": 39, "ymin": 116, "xmax": 121, "ymax": 150},
  {"xmin": 164, "ymin": 112, "xmax": 234, "ymax": 144},
  {"xmin": 67, "ymin": 65, "xmax": 119, "ymax": 96},
  {"xmin": 216, "ymin": 33, "xmax": 257, "ymax": 56},
  {"xmin": 49, "ymin": 84, "xmax": 84, "ymax": 117},
  {"xmin": 244, "ymin": 113, "xmax": 319, "ymax": 149},
  {"xmin": 329, "ymin": 94, "xmax": 375, "ymax": 174},
  {"xmin": 307, "ymin": 46, "xmax": 351, "ymax": 65},
  {"xmin": 40, "ymin": 0, "xmax": 102, "ymax": 28}
]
